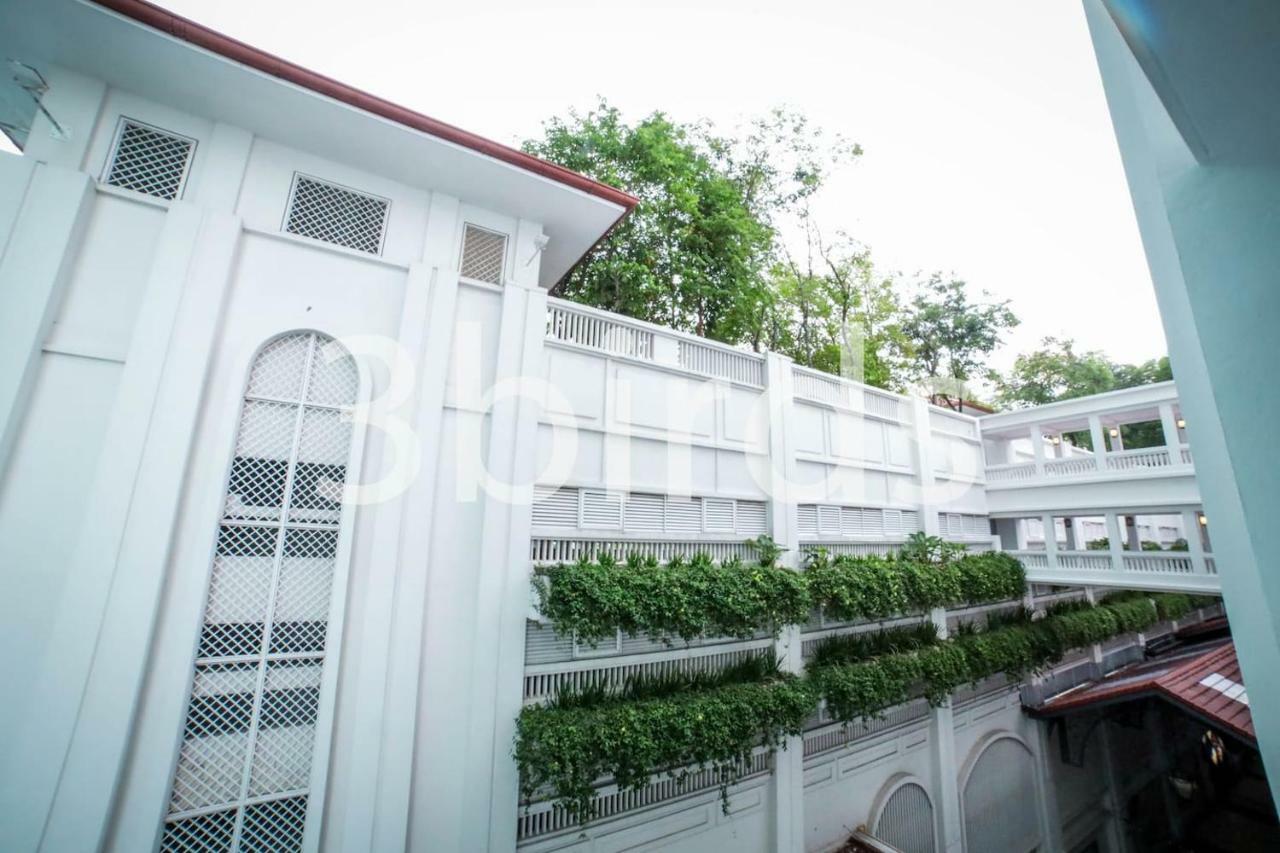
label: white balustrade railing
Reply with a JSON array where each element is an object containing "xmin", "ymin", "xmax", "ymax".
[
  {"xmin": 546, "ymin": 300, "xmax": 655, "ymax": 360},
  {"xmin": 1008, "ymin": 547, "xmax": 1216, "ymax": 591},
  {"xmin": 987, "ymin": 444, "xmax": 1196, "ymax": 485},
  {"xmin": 1105, "ymin": 446, "xmax": 1173, "ymax": 472},
  {"xmin": 1044, "ymin": 456, "xmax": 1099, "ymax": 477},
  {"xmin": 1121, "ymin": 552, "xmax": 1196, "ymax": 574},
  {"xmin": 986, "ymin": 462, "xmax": 1037, "ymax": 483}
]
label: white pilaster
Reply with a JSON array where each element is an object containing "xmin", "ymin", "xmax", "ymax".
[
  {"xmin": 913, "ymin": 397, "xmax": 941, "ymax": 536},
  {"xmin": 927, "ymin": 607, "xmax": 963, "ymax": 853},
  {"xmin": 764, "ymin": 352, "xmax": 804, "ymax": 853},
  {"xmin": 0, "ymin": 162, "xmax": 94, "ymax": 476},
  {"xmin": 338, "ymin": 263, "xmax": 460, "ymax": 852},
  {"xmin": 9, "ymin": 204, "xmax": 241, "ymax": 852},
  {"xmin": 457, "ymin": 279, "xmax": 547, "ymax": 852},
  {"xmin": 1104, "ymin": 512, "xmax": 1126, "ymax": 573}
]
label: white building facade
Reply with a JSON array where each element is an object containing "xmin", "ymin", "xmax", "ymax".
[{"xmin": 0, "ymin": 2, "xmax": 1241, "ymax": 852}]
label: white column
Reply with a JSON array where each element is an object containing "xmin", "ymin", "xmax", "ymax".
[
  {"xmin": 15, "ymin": 205, "xmax": 242, "ymax": 852},
  {"xmin": 1042, "ymin": 514, "xmax": 1060, "ymax": 566},
  {"xmin": 1105, "ymin": 512, "xmax": 1126, "ymax": 574},
  {"xmin": 764, "ymin": 353, "xmax": 804, "ymax": 853},
  {"xmin": 0, "ymin": 161, "xmax": 94, "ymax": 475},
  {"xmin": 1181, "ymin": 508, "xmax": 1208, "ymax": 574},
  {"xmin": 460, "ymin": 280, "xmax": 549, "ymax": 852},
  {"xmin": 1029, "ymin": 424, "xmax": 1046, "ymax": 476},
  {"xmin": 1158, "ymin": 402, "xmax": 1182, "ymax": 465},
  {"xmin": 928, "ymin": 607, "xmax": 963, "ymax": 853},
  {"xmin": 1089, "ymin": 414, "xmax": 1108, "ymax": 471}
]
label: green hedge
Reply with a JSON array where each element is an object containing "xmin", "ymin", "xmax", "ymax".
[
  {"xmin": 515, "ymin": 674, "xmax": 814, "ymax": 821},
  {"xmin": 535, "ymin": 546, "xmax": 1026, "ymax": 645},
  {"xmin": 533, "ymin": 552, "xmax": 810, "ymax": 646},
  {"xmin": 804, "ymin": 551, "xmax": 1026, "ymax": 621},
  {"xmin": 810, "ymin": 595, "xmax": 1161, "ymax": 724},
  {"xmin": 519, "ymin": 590, "xmax": 1205, "ymax": 821}
]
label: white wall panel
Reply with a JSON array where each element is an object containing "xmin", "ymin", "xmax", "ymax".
[{"xmin": 45, "ymin": 193, "xmax": 164, "ymax": 360}]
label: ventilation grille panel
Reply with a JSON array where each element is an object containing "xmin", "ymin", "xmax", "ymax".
[
  {"xmin": 284, "ymin": 175, "xmax": 389, "ymax": 255},
  {"xmin": 103, "ymin": 119, "xmax": 195, "ymax": 200},
  {"xmin": 459, "ymin": 224, "xmax": 508, "ymax": 284}
]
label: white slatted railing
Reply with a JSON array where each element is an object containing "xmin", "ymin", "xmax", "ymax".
[
  {"xmin": 545, "ymin": 301, "xmax": 655, "ymax": 360},
  {"xmin": 677, "ymin": 339, "xmax": 765, "ymax": 386}
]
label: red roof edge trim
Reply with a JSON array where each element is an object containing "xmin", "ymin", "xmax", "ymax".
[{"xmin": 89, "ymin": 0, "xmax": 638, "ymax": 211}]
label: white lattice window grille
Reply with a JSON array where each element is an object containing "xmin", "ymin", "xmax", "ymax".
[
  {"xmin": 102, "ymin": 117, "xmax": 196, "ymax": 200},
  {"xmin": 283, "ymin": 174, "xmax": 389, "ymax": 255},
  {"xmin": 459, "ymin": 223, "xmax": 509, "ymax": 284},
  {"xmin": 162, "ymin": 332, "xmax": 359, "ymax": 853}
]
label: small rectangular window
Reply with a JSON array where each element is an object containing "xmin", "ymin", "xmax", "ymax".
[
  {"xmin": 284, "ymin": 174, "xmax": 389, "ymax": 255},
  {"xmin": 102, "ymin": 118, "xmax": 196, "ymax": 200},
  {"xmin": 459, "ymin": 223, "xmax": 509, "ymax": 284}
]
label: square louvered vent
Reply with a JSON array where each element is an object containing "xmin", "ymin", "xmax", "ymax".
[
  {"xmin": 459, "ymin": 224, "xmax": 508, "ymax": 284},
  {"xmin": 580, "ymin": 490, "xmax": 623, "ymax": 529},
  {"xmin": 284, "ymin": 175, "xmax": 389, "ymax": 255},
  {"xmin": 532, "ymin": 486, "xmax": 580, "ymax": 528},
  {"xmin": 103, "ymin": 119, "xmax": 195, "ymax": 200},
  {"xmin": 703, "ymin": 499, "xmax": 735, "ymax": 533}
]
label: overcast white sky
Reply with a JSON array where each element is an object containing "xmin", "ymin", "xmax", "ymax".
[{"xmin": 157, "ymin": 0, "xmax": 1167, "ymax": 369}]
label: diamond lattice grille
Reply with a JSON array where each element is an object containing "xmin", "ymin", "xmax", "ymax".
[
  {"xmin": 104, "ymin": 120, "xmax": 195, "ymax": 200},
  {"xmin": 163, "ymin": 332, "xmax": 358, "ymax": 852},
  {"xmin": 459, "ymin": 224, "xmax": 508, "ymax": 284},
  {"xmin": 284, "ymin": 175, "xmax": 389, "ymax": 255}
]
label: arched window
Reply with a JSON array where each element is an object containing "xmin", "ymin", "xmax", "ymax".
[
  {"xmin": 962, "ymin": 737, "xmax": 1041, "ymax": 853},
  {"xmin": 874, "ymin": 781, "xmax": 936, "ymax": 853},
  {"xmin": 161, "ymin": 332, "xmax": 359, "ymax": 852}
]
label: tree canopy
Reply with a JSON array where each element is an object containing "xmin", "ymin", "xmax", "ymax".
[
  {"xmin": 526, "ymin": 101, "xmax": 1164, "ymax": 404},
  {"xmin": 996, "ymin": 337, "xmax": 1172, "ymax": 409}
]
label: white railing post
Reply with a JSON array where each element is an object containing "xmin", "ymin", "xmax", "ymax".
[
  {"xmin": 1159, "ymin": 402, "xmax": 1182, "ymax": 467},
  {"xmin": 1088, "ymin": 414, "xmax": 1108, "ymax": 472}
]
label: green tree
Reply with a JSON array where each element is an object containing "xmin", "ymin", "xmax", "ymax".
[
  {"xmin": 900, "ymin": 275, "xmax": 1018, "ymax": 403},
  {"xmin": 996, "ymin": 337, "xmax": 1117, "ymax": 408},
  {"xmin": 523, "ymin": 101, "xmax": 855, "ymax": 345}
]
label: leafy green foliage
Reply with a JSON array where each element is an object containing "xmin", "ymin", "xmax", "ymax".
[
  {"xmin": 810, "ymin": 596, "xmax": 1162, "ymax": 724},
  {"xmin": 515, "ymin": 675, "xmax": 815, "ymax": 821},
  {"xmin": 532, "ymin": 553, "xmax": 810, "ymax": 646},
  {"xmin": 996, "ymin": 336, "xmax": 1174, "ymax": 426},
  {"xmin": 900, "ymin": 275, "xmax": 1018, "ymax": 400},
  {"xmin": 809, "ymin": 622, "xmax": 939, "ymax": 668},
  {"xmin": 803, "ymin": 549, "xmax": 1025, "ymax": 620},
  {"xmin": 523, "ymin": 101, "xmax": 854, "ymax": 347}
]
